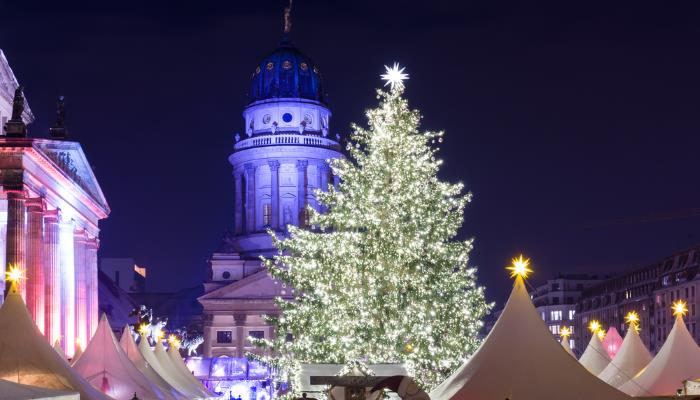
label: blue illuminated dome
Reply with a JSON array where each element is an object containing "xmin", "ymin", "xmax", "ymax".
[{"xmin": 248, "ymin": 37, "xmax": 326, "ymax": 104}]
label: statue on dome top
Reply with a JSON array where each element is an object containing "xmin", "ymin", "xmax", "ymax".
[{"xmin": 283, "ymin": 0, "xmax": 293, "ymax": 34}]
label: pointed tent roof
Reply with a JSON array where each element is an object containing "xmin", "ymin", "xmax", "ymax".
[
  {"xmin": 118, "ymin": 327, "xmax": 186, "ymax": 400},
  {"xmin": 597, "ymin": 327, "xmax": 652, "ymax": 388},
  {"xmin": 429, "ymin": 276, "xmax": 630, "ymax": 400},
  {"xmin": 153, "ymin": 341, "xmax": 210, "ymax": 399},
  {"xmin": 578, "ymin": 334, "xmax": 611, "ymax": 375},
  {"xmin": 618, "ymin": 315, "xmax": 700, "ymax": 396},
  {"xmin": 166, "ymin": 346, "xmax": 213, "ymax": 397},
  {"xmin": 53, "ymin": 340, "xmax": 67, "ymax": 362},
  {"xmin": 137, "ymin": 335, "xmax": 201, "ymax": 399},
  {"xmin": 0, "ymin": 291, "xmax": 111, "ymax": 400},
  {"xmin": 0, "ymin": 378, "xmax": 78, "ymax": 400},
  {"xmin": 603, "ymin": 327, "xmax": 624, "ymax": 359},
  {"xmin": 71, "ymin": 344, "xmax": 83, "ymax": 366},
  {"xmin": 72, "ymin": 315, "xmax": 170, "ymax": 400},
  {"xmin": 561, "ymin": 338, "xmax": 575, "ymax": 357}
]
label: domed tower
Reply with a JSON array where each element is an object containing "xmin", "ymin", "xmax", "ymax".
[
  {"xmin": 199, "ymin": 16, "xmax": 343, "ymax": 358},
  {"xmin": 227, "ymin": 36, "xmax": 342, "ymax": 260}
]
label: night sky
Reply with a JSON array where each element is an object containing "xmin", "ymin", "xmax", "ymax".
[{"xmin": 2, "ymin": 1, "xmax": 699, "ymax": 307}]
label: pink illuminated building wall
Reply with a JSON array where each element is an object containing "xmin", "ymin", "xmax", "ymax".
[{"xmin": 0, "ymin": 50, "xmax": 110, "ymax": 356}]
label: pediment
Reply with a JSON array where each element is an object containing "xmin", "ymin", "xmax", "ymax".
[
  {"xmin": 199, "ymin": 269, "xmax": 288, "ymax": 300},
  {"xmin": 33, "ymin": 140, "xmax": 110, "ymax": 213}
]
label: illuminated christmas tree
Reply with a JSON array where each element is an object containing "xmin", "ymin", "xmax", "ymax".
[{"xmin": 252, "ymin": 64, "xmax": 490, "ymax": 391}]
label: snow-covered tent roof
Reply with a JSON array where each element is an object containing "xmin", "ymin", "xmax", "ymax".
[
  {"xmin": 119, "ymin": 327, "xmax": 186, "ymax": 400},
  {"xmin": 166, "ymin": 345, "xmax": 213, "ymax": 398},
  {"xmin": 153, "ymin": 341, "xmax": 211, "ymax": 399},
  {"xmin": 72, "ymin": 315, "xmax": 171, "ymax": 400},
  {"xmin": 429, "ymin": 275, "xmax": 630, "ymax": 400},
  {"xmin": 137, "ymin": 335, "xmax": 203, "ymax": 399},
  {"xmin": 597, "ymin": 327, "xmax": 652, "ymax": 388},
  {"xmin": 618, "ymin": 314, "xmax": 700, "ymax": 396},
  {"xmin": 603, "ymin": 327, "xmax": 623, "ymax": 359},
  {"xmin": 0, "ymin": 378, "xmax": 79, "ymax": 400},
  {"xmin": 561, "ymin": 338, "xmax": 575, "ymax": 357},
  {"xmin": 578, "ymin": 333, "xmax": 611, "ymax": 375},
  {"xmin": 0, "ymin": 290, "xmax": 111, "ymax": 400}
]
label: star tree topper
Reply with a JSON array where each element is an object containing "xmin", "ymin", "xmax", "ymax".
[{"xmin": 381, "ymin": 62, "xmax": 409, "ymax": 90}]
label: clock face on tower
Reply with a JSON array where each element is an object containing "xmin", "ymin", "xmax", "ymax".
[
  {"xmin": 282, "ymin": 113, "xmax": 293, "ymax": 123},
  {"xmin": 263, "ymin": 114, "xmax": 271, "ymax": 124}
]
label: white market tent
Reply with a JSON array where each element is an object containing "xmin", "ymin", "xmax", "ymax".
[
  {"xmin": 72, "ymin": 315, "xmax": 172, "ymax": 400},
  {"xmin": 578, "ymin": 333, "xmax": 611, "ymax": 375},
  {"xmin": 0, "ymin": 289, "xmax": 111, "ymax": 400},
  {"xmin": 602, "ymin": 327, "xmax": 624, "ymax": 359},
  {"xmin": 166, "ymin": 345, "xmax": 213, "ymax": 397},
  {"xmin": 53, "ymin": 339, "xmax": 68, "ymax": 362},
  {"xmin": 0, "ymin": 378, "xmax": 79, "ymax": 400},
  {"xmin": 618, "ymin": 314, "xmax": 700, "ymax": 396},
  {"xmin": 561, "ymin": 338, "xmax": 575, "ymax": 357},
  {"xmin": 429, "ymin": 275, "xmax": 630, "ymax": 400},
  {"xmin": 153, "ymin": 340, "xmax": 211, "ymax": 399},
  {"xmin": 119, "ymin": 327, "xmax": 186, "ymax": 400},
  {"xmin": 597, "ymin": 327, "xmax": 652, "ymax": 388},
  {"xmin": 137, "ymin": 334, "xmax": 204, "ymax": 399}
]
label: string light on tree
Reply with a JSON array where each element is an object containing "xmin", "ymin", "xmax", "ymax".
[{"xmin": 251, "ymin": 63, "xmax": 490, "ymax": 393}]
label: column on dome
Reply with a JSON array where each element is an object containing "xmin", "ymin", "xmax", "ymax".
[
  {"xmin": 233, "ymin": 313, "xmax": 247, "ymax": 358},
  {"xmin": 73, "ymin": 229, "xmax": 88, "ymax": 348},
  {"xmin": 85, "ymin": 237, "xmax": 99, "ymax": 338},
  {"xmin": 59, "ymin": 217, "xmax": 76, "ymax": 355},
  {"xmin": 244, "ymin": 164, "xmax": 256, "ymax": 233},
  {"xmin": 296, "ymin": 160, "xmax": 308, "ymax": 226},
  {"xmin": 318, "ymin": 162, "xmax": 330, "ymax": 212},
  {"xmin": 333, "ymin": 171, "xmax": 340, "ymax": 190},
  {"xmin": 43, "ymin": 209, "xmax": 61, "ymax": 344},
  {"xmin": 233, "ymin": 170, "xmax": 244, "ymax": 235},
  {"xmin": 26, "ymin": 198, "xmax": 45, "ymax": 334},
  {"xmin": 5, "ymin": 190, "xmax": 26, "ymax": 298},
  {"xmin": 268, "ymin": 160, "xmax": 280, "ymax": 230}
]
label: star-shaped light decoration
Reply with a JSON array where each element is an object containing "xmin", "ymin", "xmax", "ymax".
[
  {"xmin": 597, "ymin": 330, "xmax": 606, "ymax": 340},
  {"xmin": 506, "ymin": 255, "xmax": 532, "ymax": 279},
  {"xmin": 588, "ymin": 320, "xmax": 601, "ymax": 334},
  {"xmin": 381, "ymin": 62, "xmax": 409, "ymax": 90},
  {"xmin": 5, "ymin": 265, "xmax": 23, "ymax": 283},
  {"xmin": 560, "ymin": 326, "xmax": 572, "ymax": 340},
  {"xmin": 672, "ymin": 300, "xmax": 688, "ymax": 317},
  {"xmin": 168, "ymin": 334, "xmax": 181, "ymax": 348},
  {"xmin": 138, "ymin": 323, "xmax": 149, "ymax": 336}
]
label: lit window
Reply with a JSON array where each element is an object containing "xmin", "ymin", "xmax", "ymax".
[
  {"xmin": 549, "ymin": 325, "xmax": 560, "ymax": 335},
  {"xmin": 568, "ymin": 310, "xmax": 575, "ymax": 320},
  {"xmin": 263, "ymin": 203, "xmax": 272, "ymax": 226},
  {"xmin": 248, "ymin": 330, "xmax": 265, "ymax": 340},
  {"xmin": 216, "ymin": 331, "xmax": 232, "ymax": 344},
  {"xmin": 550, "ymin": 310, "xmax": 562, "ymax": 321},
  {"xmin": 569, "ymin": 339, "xmax": 575, "ymax": 349}
]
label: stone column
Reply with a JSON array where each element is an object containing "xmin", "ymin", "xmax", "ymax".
[
  {"xmin": 85, "ymin": 237, "xmax": 99, "ymax": 339},
  {"xmin": 43, "ymin": 209, "xmax": 61, "ymax": 344},
  {"xmin": 59, "ymin": 218, "xmax": 76, "ymax": 356},
  {"xmin": 233, "ymin": 171, "xmax": 244, "ymax": 235},
  {"xmin": 234, "ymin": 313, "xmax": 247, "ymax": 358},
  {"xmin": 296, "ymin": 160, "xmax": 308, "ymax": 226},
  {"xmin": 268, "ymin": 160, "xmax": 280, "ymax": 230},
  {"xmin": 26, "ymin": 198, "xmax": 45, "ymax": 334},
  {"xmin": 5, "ymin": 191, "xmax": 26, "ymax": 298},
  {"xmin": 319, "ymin": 162, "xmax": 330, "ymax": 212},
  {"xmin": 245, "ymin": 164, "xmax": 256, "ymax": 233},
  {"xmin": 73, "ymin": 229, "xmax": 88, "ymax": 349},
  {"xmin": 333, "ymin": 172, "xmax": 340, "ymax": 190},
  {"xmin": 203, "ymin": 325, "xmax": 212, "ymax": 357}
]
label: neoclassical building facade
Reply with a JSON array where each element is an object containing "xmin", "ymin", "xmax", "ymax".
[
  {"xmin": 0, "ymin": 50, "xmax": 110, "ymax": 357},
  {"xmin": 198, "ymin": 35, "xmax": 342, "ymax": 358}
]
